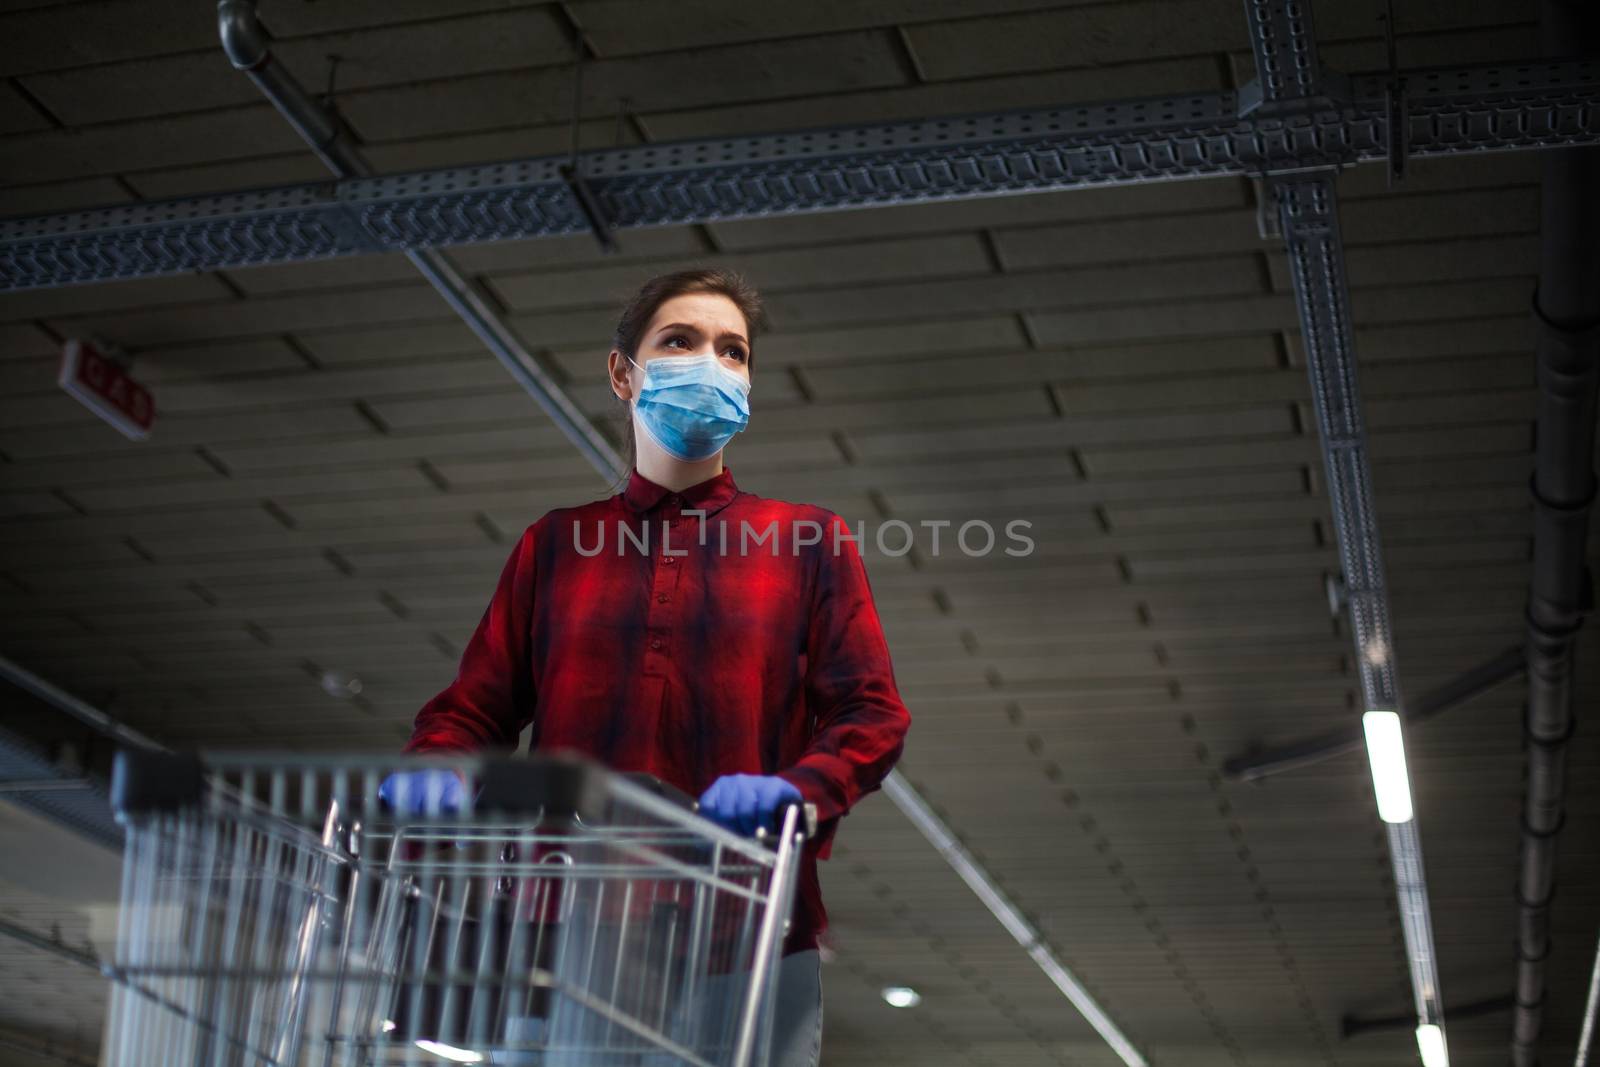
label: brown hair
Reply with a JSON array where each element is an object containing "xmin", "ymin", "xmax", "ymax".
[{"xmin": 607, "ymin": 268, "xmax": 769, "ymax": 492}]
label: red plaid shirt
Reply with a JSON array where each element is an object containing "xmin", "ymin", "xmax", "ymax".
[{"xmin": 404, "ymin": 465, "xmax": 911, "ymax": 955}]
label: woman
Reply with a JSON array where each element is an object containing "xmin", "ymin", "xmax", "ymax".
[{"xmin": 381, "ymin": 268, "xmax": 912, "ymax": 1067}]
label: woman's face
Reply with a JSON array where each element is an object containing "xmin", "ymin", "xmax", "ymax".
[{"xmin": 611, "ymin": 292, "xmax": 751, "ymax": 403}]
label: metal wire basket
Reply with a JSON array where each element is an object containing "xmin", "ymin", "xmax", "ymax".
[{"xmin": 102, "ymin": 748, "xmax": 812, "ymax": 1067}]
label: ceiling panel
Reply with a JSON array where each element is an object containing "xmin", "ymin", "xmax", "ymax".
[{"xmin": 2, "ymin": 1, "xmax": 1593, "ymax": 1065}]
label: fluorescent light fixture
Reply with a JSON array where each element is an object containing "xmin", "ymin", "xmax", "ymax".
[
  {"xmin": 1363, "ymin": 711, "xmax": 1415, "ymax": 823},
  {"xmin": 1416, "ymin": 1024, "xmax": 1448, "ymax": 1067},
  {"xmin": 415, "ymin": 1040, "xmax": 484, "ymax": 1063},
  {"xmin": 882, "ymin": 986, "xmax": 921, "ymax": 1008},
  {"xmin": 1577, "ymin": 927, "xmax": 1600, "ymax": 1067},
  {"xmin": 380, "ymin": 1020, "xmax": 397, "ymax": 1033},
  {"xmin": 882, "ymin": 772, "xmax": 1147, "ymax": 1067}
]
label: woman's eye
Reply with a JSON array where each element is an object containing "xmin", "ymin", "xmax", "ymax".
[
  {"xmin": 665, "ymin": 336, "xmax": 687, "ymax": 348},
  {"xmin": 726, "ymin": 348, "xmax": 748, "ymax": 362}
]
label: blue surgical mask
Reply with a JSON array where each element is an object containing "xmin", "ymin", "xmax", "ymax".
[{"xmin": 628, "ymin": 354, "xmax": 751, "ymax": 461}]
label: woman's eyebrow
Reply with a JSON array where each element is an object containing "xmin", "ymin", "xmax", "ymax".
[{"xmin": 656, "ymin": 321, "xmax": 749, "ymax": 346}]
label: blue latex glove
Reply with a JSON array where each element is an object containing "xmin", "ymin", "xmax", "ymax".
[
  {"xmin": 378, "ymin": 769, "xmax": 466, "ymax": 816},
  {"xmin": 697, "ymin": 774, "xmax": 802, "ymax": 836}
]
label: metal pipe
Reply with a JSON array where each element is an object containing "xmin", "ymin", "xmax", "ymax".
[
  {"xmin": 1224, "ymin": 644, "xmax": 1525, "ymax": 782},
  {"xmin": 1513, "ymin": 5, "xmax": 1600, "ymax": 1062},
  {"xmin": 217, "ymin": 0, "xmax": 362, "ymax": 176},
  {"xmin": 0, "ymin": 915, "xmax": 101, "ymax": 972},
  {"xmin": 881, "ymin": 771, "xmax": 1148, "ymax": 1067},
  {"xmin": 216, "ymin": 0, "xmax": 625, "ymax": 483},
  {"xmin": 0, "ymin": 654, "xmax": 162, "ymax": 752},
  {"xmin": 0, "ymin": 777, "xmax": 93, "ymax": 793}
]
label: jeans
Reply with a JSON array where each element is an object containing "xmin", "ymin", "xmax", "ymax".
[
  {"xmin": 773, "ymin": 949, "xmax": 824, "ymax": 1067},
  {"xmin": 492, "ymin": 949, "xmax": 823, "ymax": 1066},
  {"xmin": 689, "ymin": 949, "xmax": 823, "ymax": 1067}
]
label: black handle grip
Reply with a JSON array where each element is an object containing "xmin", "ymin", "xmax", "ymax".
[
  {"xmin": 110, "ymin": 747, "xmax": 204, "ymax": 817},
  {"xmin": 477, "ymin": 751, "xmax": 607, "ymax": 819},
  {"xmin": 767, "ymin": 798, "xmax": 817, "ymax": 841}
]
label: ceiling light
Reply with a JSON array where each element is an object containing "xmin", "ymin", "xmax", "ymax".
[
  {"xmin": 1415, "ymin": 1024, "xmax": 1448, "ymax": 1067},
  {"xmin": 380, "ymin": 1020, "xmax": 396, "ymax": 1033},
  {"xmin": 882, "ymin": 986, "xmax": 921, "ymax": 1008},
  {"xmin": 319, "ymin": 670, "xmax": 364, "ymax": 699},
  {"xmin": 415, "ymin": 1039, "xmax": 484, "ymax": 1063},
  {"xmin": 1363, "ymin": 711, "xmax": 1415, "ymax": 823}
]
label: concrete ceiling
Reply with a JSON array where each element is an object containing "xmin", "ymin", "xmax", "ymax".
[{"xmin": 2, "ymin": 1, "xmax": 1598, "ymax": 1065}]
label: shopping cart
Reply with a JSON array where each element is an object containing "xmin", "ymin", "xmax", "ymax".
[{"xmin": 102, "ymin": 747, "xmax": 815, "ymax": 1067}]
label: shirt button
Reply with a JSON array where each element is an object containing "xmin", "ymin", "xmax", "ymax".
[
  {"xmin": 656, "ymin": 594, "xmax": 669, "ymax": 603},
  {"xmin": 650, "ymin": 639, "xmax": 663, "ymax": 650},
  {"xmin": 663, "ymin": 557, "xmax": 675, "ymax": 565}
]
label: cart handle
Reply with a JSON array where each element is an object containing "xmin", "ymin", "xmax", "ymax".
[
  {"xmin": 621, "ymin": 771, "xmax": 816, "ymax": 840},
  {"xmin": 755, "ymin": 798, "xmax": 818, "ymax": 843}
]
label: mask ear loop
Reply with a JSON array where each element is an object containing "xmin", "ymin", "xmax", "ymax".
[
  {"xmin": 621, "ymin": 356, "xmax": 644, "ymax": 450},
  {"xmin": 623, "ymin": 354, "xmax": 659, "ymax": 403}
]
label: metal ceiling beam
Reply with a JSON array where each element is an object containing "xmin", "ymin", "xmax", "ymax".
[
  {"xmin": 214, "ymin": 0, "xmax": 624, "ymax": 482},
  {"xmin": 1, "ymin": 58, "xmax": 1596, "ymax": 293},
  {"xmin": 0, "ymin": 654, "xmax": 154, "ymax": 850},
  {"xmin": 1245, "ymin": 2, "xmax": 1447, "ymax": 1062},
  {"xmin": 0, "ymin": 725, "xmax": 120, "ymax": 849}
]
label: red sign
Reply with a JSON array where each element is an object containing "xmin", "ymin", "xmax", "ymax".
[{"xmin": 58, "ymin": 339, "xmax": 155, "ymax": 440}]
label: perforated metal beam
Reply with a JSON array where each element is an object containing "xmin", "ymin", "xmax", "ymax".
[
  {"xmin": 2, "ymin": 58, "xmax": 1597, "ymax": 291},
  {"xmin": 1275, "ymin": 178, "xmax": 1403, "ymax": 712},
  {"xmin": 1243, "ymin": 0, "xmax": 1326, "ymax": 100},
  {"xmin": 1247, "ymin": 1, "xmax": 1449, "ymax": 1059},
  {"xmin": 1276, "ymin": 169, "xmax": 1452, "ymax": 1063}
]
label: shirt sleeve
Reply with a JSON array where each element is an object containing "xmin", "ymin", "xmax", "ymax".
[
  {"xmin": 403, "ymin": 520, "xmax": 540, "ymax": 754},
  {"xmin": 777, "ymin": 511, "xmax": 912, "ymax": 851}
]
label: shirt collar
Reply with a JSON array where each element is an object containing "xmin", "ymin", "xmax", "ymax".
[{"xmin": 622, "ymin": 465, "xmax": 739, "ymax": 517}]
